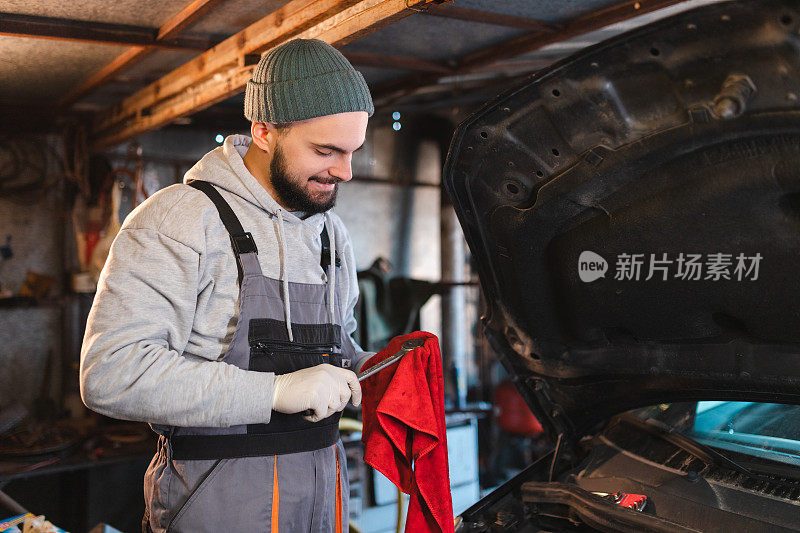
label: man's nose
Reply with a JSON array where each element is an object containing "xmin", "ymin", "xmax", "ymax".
[{"xmin": 329, "ymin": 155, "xmax": 353, "ymax": 182}]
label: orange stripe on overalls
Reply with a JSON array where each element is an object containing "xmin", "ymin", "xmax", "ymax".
[
  {"xmin": 335, "ymin": 448, "xmax": 343, "ymax": 533},
  {"xmin": 272, "ymin": 455, "xmax": 280, "ymax": 532}
]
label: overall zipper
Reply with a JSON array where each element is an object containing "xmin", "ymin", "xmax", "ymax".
[{"xmin": 251, "ymin": 341, "xmax": 339, "ymax": 354}]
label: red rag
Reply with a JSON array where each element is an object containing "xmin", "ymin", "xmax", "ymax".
[{"xmin": 361, "ymin": 331, "xmax": 455, "ymax": 533}]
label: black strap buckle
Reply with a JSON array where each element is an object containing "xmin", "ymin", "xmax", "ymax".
[{"xmin": 231, "ymin": 232, "xmax": 258, "ymax": 254}]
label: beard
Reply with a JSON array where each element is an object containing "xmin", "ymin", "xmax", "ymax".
[{"xmin": 269, "ymin": 144, "xmax": 340, "ymax": 214}]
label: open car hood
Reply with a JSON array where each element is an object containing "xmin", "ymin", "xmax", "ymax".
[{"xmin": 444, "ymin": 0, "xmax": 800, "ymax": 446}]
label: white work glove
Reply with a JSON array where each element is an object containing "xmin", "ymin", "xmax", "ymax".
[{"xmin": 271, "ymin": 364, "xmax": 362, "ymax": 423}]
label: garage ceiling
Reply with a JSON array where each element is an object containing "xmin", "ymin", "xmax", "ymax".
[{"xmin": 0, "ymin": 0, "xmax": 723, "ymax": 149}]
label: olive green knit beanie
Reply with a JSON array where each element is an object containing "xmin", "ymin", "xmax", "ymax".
[{"xmin": 244, "ymin": 38, "xmax": 374, "ymax": 123}]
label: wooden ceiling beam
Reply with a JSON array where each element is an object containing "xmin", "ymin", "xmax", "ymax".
[
  {"xmin": 421, "ymin": 5, "xmax": 561, "ymax": 32},
  {"xmin": 0, "ymin": 12, "xmax": 217, "ymax": 50},
  {"xmin": 158, "ymin": 0, "xmax": 227, "ymax": 41},
  {"xmin": 59, "ymin": 0, "xmax": 226, "ymax": 109},
  {"xmin": 91, "ymin": 0, "xmax": 451, "ymax": 151},
  {"xmin": 372, "ymin": 0, "xmax": 693, "ymax": 105},
  {"xmin": 344, "ymin": 51, "xmax": 453, "ymax": 73},
  {"xmin": 91, "ymin": 66, "xmax": 254, "ymax": 151}
]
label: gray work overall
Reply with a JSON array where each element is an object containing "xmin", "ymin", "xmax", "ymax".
[{"xmin": 143, "ymin": 180, "xmax": 355, "ymax": 532}]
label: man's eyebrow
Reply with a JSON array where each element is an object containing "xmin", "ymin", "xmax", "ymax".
[{"xmin": 313, "ymin": 143, "xmax": 365, "ymax": 154}]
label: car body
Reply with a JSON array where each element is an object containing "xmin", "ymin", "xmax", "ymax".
[{"xmin": 443, "ymin": 0, "xmax": 800, "ymax": 530}]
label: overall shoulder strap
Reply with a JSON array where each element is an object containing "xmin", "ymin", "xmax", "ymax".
[{"xmin": 188, "ymin": 180, "xmax": 257, "ymax": 284}]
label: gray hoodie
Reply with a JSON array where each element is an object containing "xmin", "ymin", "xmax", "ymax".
[{"xmin": 80, "ymin": 134, "xmax": 372, "ymax": 427}]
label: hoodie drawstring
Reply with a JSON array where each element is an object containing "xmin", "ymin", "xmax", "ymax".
[
  {"xmin": 325, "ymin": 213, "xmax": 336, "ymax": 324},
  {"xmin": 275, "ymin": 210, "xmax": 336, "ymax": 342},
  {"xmin": 275, "ymin": 208, "xmax": 294, "ymax": 342}
]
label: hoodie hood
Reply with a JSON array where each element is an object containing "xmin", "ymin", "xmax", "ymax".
[
  {"xmin": 184, "ymin": 134, "xmax": 327, "ymax": 232},
  {"xmin": 184, "ymin": 134, "xmax": 340, "ymax": 342}
]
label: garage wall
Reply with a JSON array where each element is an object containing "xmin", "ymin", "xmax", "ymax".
[{"xmin": 0, "ymin": 135, "xmax": 66, "ymax": 413}]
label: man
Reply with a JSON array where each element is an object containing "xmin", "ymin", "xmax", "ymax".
[{"xmin": 80, "ymin": 38, "xmax": 375, "ymax": 532}]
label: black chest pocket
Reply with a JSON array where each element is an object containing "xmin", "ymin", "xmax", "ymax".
[{"xmin": 248, "ymin": 318, "xmax": 348, "ymax": 374}]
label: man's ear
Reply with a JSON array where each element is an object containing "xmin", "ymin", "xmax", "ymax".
[{"xmin": 250, "ymin": 122, "xmax": 277, "ymax": 153}]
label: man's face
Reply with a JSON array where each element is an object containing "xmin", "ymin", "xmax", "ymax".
[{"xmin": 267, "ymin": 111, "xmax": 368, "ymax": 214}]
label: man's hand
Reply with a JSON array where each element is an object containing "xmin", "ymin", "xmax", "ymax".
[{"xmin": 272, "ymin": 364, "xmax": 362, "ymax": 422}]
